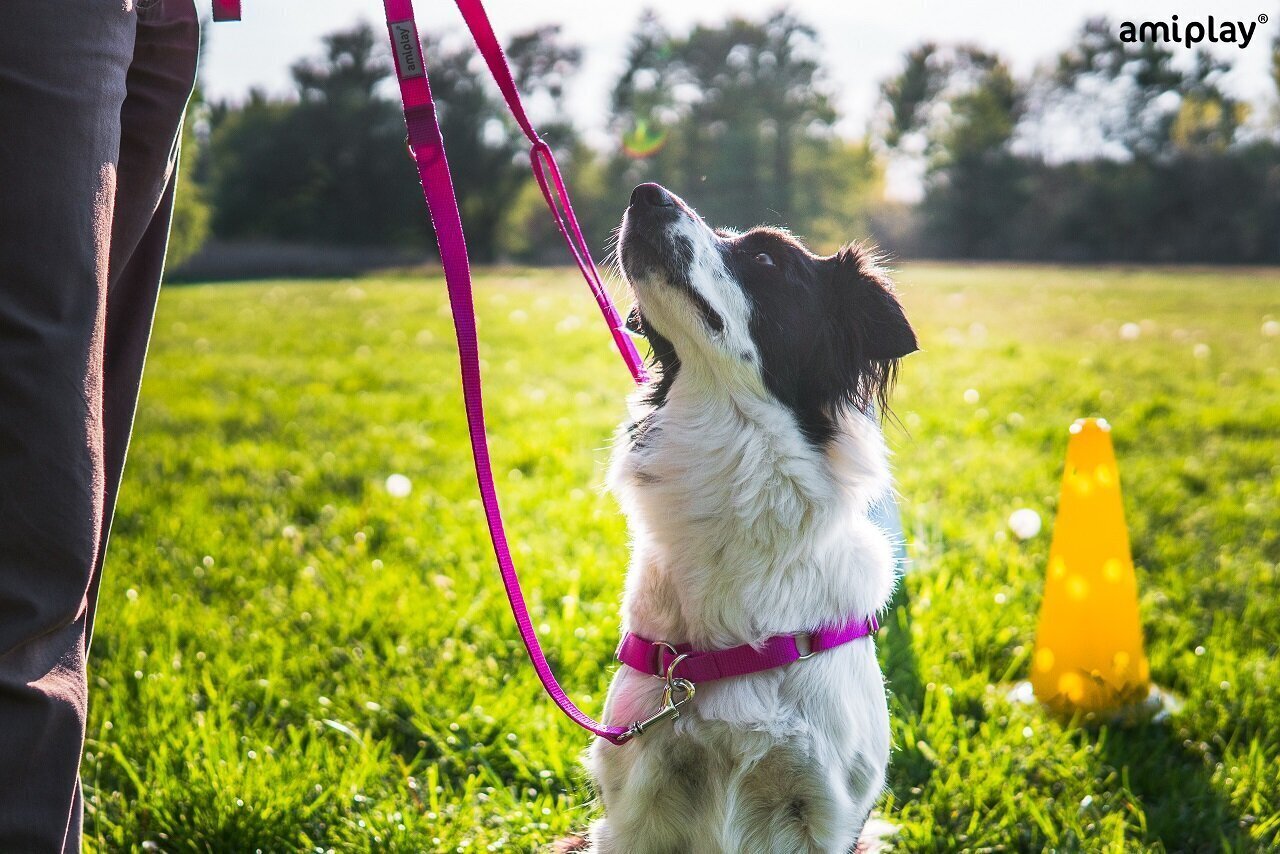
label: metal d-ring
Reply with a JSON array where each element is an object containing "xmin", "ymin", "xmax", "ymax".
[
  {"xmin": 652, "ymin": 641, "xmax": 680, "ymax": 679},
  {"xmin": 795, "ymin": 631, "xmax": 816, "ymax": 661}
]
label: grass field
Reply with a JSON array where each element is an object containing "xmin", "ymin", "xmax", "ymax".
[{"xmin": 85, "ymin": 264, "xmax": 1279, "ymax": 852}]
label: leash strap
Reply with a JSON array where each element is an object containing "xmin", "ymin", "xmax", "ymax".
[
  {"xmin": 453, "ymin": 0, "xmax": 646, "ymax": 380},
  {"xmin": 448, "ymin": 0, "xmax": 648, "ymax": 382},
  {"xmin": 616, "ymin": 616, "xmax": 880, "ymax": 683},
  {"xmin": 381, "ymin": 0, "xmax": 637, "ymax": 745},
  {"xmin": 211, "ymin": 0, "xmax": 241, "ymax": 21}
]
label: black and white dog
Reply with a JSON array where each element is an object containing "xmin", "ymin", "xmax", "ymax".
[{"xmin": 563, "ymin": 183, "xmax": 917, "ymax": 853}]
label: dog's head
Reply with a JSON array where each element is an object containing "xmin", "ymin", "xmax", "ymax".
[{"xmin": 618, "ymin": 182, "xmax": 917, "ymax": 445}]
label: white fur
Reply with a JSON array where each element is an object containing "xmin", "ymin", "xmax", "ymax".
[{"xmin": 578, "ymin": 195, "xmax": 898, "ymax": 853}]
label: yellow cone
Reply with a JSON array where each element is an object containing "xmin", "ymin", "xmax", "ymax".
[{"xmin": 1031, "ymin": 418, "xmax": 1150, "ymax": 715}]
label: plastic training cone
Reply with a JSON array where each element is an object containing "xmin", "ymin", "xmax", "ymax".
[{"xmin": 1031, "ymin": 418, "xmax": 1150, "ymax": 715}]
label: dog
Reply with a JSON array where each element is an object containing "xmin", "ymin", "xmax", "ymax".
[{"xmin": 562, "ymin": 182, "xmax": 916, "ymax": 854}]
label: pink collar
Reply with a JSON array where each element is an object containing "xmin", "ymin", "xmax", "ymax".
[{"xmin": 616, "ymin": 616, "xmax": 880, "ymax": 683}]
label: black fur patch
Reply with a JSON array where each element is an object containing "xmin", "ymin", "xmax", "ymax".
[
  {"xmin": 626, "ymin": 304, "xmax": 682, "ymax": 413},
  {"xmin": 722, "ymin": 231, "xmax": 917, "ymax": 445}
]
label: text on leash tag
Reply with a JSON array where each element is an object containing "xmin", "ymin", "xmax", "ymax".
[{"xmin": 389, "ymin": 20, "xmax": 424, "ymax": 79}]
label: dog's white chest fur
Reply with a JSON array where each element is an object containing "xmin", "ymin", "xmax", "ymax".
[{"xmin": 584, "ymin": 368, "xmax": 897, "ymax": 854}]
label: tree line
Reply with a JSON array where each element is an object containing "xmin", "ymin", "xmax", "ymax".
[
  {"xmin": 170, "ymin": 9, "xmax": 1280, "ymax": 270},
  {"xmin": 880, "ymin": 18, "xmax": 1280, "ymax": 261}
]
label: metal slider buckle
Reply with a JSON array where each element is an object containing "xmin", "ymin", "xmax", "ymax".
[{"xmin": 795, "ymin": 632, "xmax": 816, "ymax": 661}]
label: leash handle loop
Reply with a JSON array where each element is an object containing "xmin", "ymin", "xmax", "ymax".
[
  {"xmin": 381, "ymin": 0, "xmax": 635, "ymax": 745},
  {"xmin": 529, "ymin": 142, "xmax": 641, "ymax": 379},
  {"xmin": 454, "ymin": 0, "xmax": 647, "ymax": 383}
]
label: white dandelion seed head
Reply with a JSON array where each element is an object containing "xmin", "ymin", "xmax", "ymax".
[
  {"xmin": 385, "ymin": 474, "xmax": 412, "ymax": 498},
  {"xmin": 1008, "ymin": 508, "xmax": 1042, "ymax": 540}
]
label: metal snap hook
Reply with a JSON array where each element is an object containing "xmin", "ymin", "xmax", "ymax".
[
  {"xmin": 624, "ymin": 652, "xmax": 696, "ymax": 739},
  {"xmin": 662, "ymin": 653, "xmax": 692, "ymax": 700}
]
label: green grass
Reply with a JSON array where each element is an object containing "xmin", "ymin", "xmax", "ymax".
[{"xmin": 85, "ymin": 264, "xmax": 1279, "ymax": 852}]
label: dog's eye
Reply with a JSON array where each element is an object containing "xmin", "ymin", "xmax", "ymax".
[{"xmin": 753, "ymin": 252, "xmax": 775, "ymax": 267}]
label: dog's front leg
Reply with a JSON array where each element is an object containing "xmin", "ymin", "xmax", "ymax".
[{"xmin": 584, "ymin": 722, "xmax": 718, "ymax": 854}]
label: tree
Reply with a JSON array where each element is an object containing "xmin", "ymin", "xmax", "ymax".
[
  {"xmin": 291, "ymin": 25, "xmax": 390, "ymax": 107},
  {"xmin": 207, "ymin": 24, "xmax": 424, "ymax": 248},
  {"xmin": 167, "ymin": 87, "xmax": 211, "ymax": 269},
  {"xmin": 1168, "ymin": 52, "xmax": 1250, "ymax": 154},
  {"xmin": 682, "ymin": 12, "xmax": 835, "ymax": 219},
  {"xmin": 879, "ymin": 45, "xmax": 1026, "ymax": 256},
  {"xmin": 1272, "ymin": 4, "xmax": 1280, "ymax": 134},
  {"xmin": 881, "ymin": 44, "xmax": 943, "ymax": 149},
  {"xmin": 506, "ymin": 25, "xmax": 582, "ymax": 109},
  {"xmin": 204, "ymin": 22, "xmax": 588, "ymax": 261},
  {"xmin": 607, "ymin": 10, "xmax": 865, "ymax": 241},
  {"xmin": 1273, "ymin": 5, "xmax": 1280, "ymax": 98},
  {"xmin": 1040, "ymin": 17, "xmax": 1246, "ymax": 160},
  {"xmin": 610, "ymin": 11, "xmax": 679, "ymax": 148}
]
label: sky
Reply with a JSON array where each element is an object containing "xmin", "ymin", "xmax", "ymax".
[{"xmin": 194, "ymin": 0, "xmax": 1277, "ymax": 197}]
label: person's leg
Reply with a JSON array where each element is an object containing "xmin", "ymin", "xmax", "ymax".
[
  {"xmin": 0, "ymin": 4, "xmax": 137, "ymax": 850},
  {"xmin": 76, "ymin": 0, "xmax": 200, "ymax": 846},
  {"xmin": 88, "ymin": 0, "xmax": 200, "ymax": 651},
  {"xmin": 0, "ymin": 0, "xmax": 198, "ymax": 847}
]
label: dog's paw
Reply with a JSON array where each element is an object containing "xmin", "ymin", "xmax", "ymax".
[{"xmin": 551, "ymin": 833, "xmax": 591, "ymax": 853}]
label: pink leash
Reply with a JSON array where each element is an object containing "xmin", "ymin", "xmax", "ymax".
[
  {"xmin": 380, "ymin": 0, "xmax": 643, "ymax": 745},
  {"xmin": 379, "ymin": 0, "xmax": 881, "ymax": 743}
]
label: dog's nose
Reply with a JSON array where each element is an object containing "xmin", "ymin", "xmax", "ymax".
[{"xmin": 631, "ymin": 183, "xmax": 674, "ymax": 208}]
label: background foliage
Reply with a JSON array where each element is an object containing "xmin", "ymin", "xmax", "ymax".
[{"xmin": 170, "ymin": 8, "xmax": 1280, "ymax": 270}]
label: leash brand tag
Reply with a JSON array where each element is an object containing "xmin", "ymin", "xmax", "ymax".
[{"xmin": 389, "ymin": 20, "xmax": 425, "ymax": 80}]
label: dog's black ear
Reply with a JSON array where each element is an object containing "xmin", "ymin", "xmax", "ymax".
[{"xmin": 831, "ymin": 244, "xmax": 917, "ymax": 361}]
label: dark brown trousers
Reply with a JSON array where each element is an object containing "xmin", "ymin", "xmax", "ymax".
[{"xmin": 0, "ymin": 1, "xmax": 198, "ymax": 849}]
